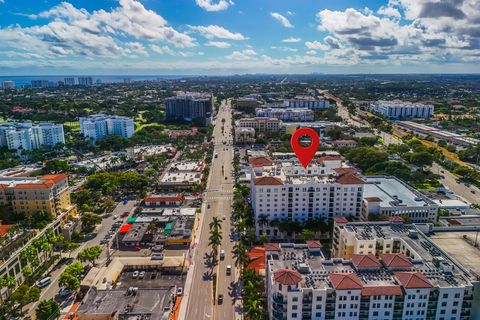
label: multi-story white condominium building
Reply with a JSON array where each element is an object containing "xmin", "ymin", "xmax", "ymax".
[
  {"xmin": 79, "ymin": 113, "xmax": 134, "ymax": 142},
  {"xmin": 0, "ymin": 122, "xmax": 65, "ymax": 151},
  {"xmin": 284, "ymin": 97, "xmax": 330, "ymax": 110},
  {"xmin": 236, "ymin": 117, "xmax": 282, "ymax": 135},
  {"xmin": 266, "ymin": 220, "xmax": 478, "ymax": 320},
  {"xmin": 31, "ymin": 80, "xmax": 50, "ymax": 88},
  {"xmin": 362, "ymin": 176, "xmax": 438, "ymax": 223},
  {"xmin": 250, "ymin": 157, "xmax": 364, "ymax": 238},
  {"xmin": 369, "ymin": 100, "xmax": 434, "ymax": 120},
  {"xmin": 64, "ymin": 77, "xmax": 75, "ymax": 86},
  {"xmin": 256, "ymin": 108, "xmax": 314, "ymax": 122},
  {"xmin": 165, "ymin": 92, "xmax": 214, "ymax": 125},
  {"xmin": 1, "ymin": 81, "xmax": 15, "ymax": 89},
  {"xmin": 78, "ymin": 76, "xmax": 93, "ymax": 86}
]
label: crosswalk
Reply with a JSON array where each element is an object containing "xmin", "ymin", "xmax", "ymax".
[{"xmin": 204, "ymin": 195, "xmax": 233, "ymax": 201}]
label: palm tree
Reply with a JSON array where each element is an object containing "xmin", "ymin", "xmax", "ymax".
[
  {"xmin": 232, "ymin": 243, "xmax": 249, "ymax": 270},
  {"xmin": 301, "ymin": 229, "xmax": 315, "ymax": 241},
  {"xmin": 259, "ymin": 232, "xmax": 269, "ymax": 244},
  {"xmin": 209, "ymin": 217, "xmax": 222, "ymax": 232}
]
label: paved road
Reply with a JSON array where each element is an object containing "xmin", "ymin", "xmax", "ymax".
[
  {"xmin": 431, "ymin": 163, "xmax": 480, "ymax": 205},
  {"xmin": 28, "ymin": 200, "xmax": 137, "ymax": 318},
  {"xmin": 184, "ymin": 100, "xmax": 238, "ymax": 320}
]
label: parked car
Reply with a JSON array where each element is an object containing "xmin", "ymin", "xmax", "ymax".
[
  {"xmin": 151, "ymin": 253, "xmax": 164, "ymax": 260},
  {"xmin": 132, "ymin": 271, "xmax": 139, "ymax": 279},
  {"xmin": 152, "ymin": 245, "xmax": 164, "ymax": 252},
  {"xmin": 176, "ymin": 287, "xmax": 183, "ymax": 296},
  {"xmin": 139, "ymin": 271, "xmax": 145, "ymax": 279},
  {"xmin": 121, "ymin": 211, "xmax": 129, "ymax": 218},
  {"xmin": 132, "ymin": 246, "xmax": 141, "ymax": 251},
  {"xmin": 36, "ymin": 277, "xmax": 52, "ymax": 288}
]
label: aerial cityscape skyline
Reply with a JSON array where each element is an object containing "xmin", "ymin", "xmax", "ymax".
[{"xmin": 0, "ymin": 0, "xmax": 479, "ymax": 75}]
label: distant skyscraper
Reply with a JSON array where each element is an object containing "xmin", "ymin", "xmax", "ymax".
[
  {"xmin": 31, "ymin": 80, "xmax": 49, "ymax": 88},
  {"xmin": 0, "ymin": 122, "xmax": 65, "ymax": 151},
  {"xmin": 1, "ymin": 81, "xmax": 15, "ymax": 89},
  {"xmin": 165, "ymin": 92, "xmax": 214, "ymax": 125},
  {"xmin": 64, "ymin": 77, "xmax": 75, "ymax": 86},
  {"xmin": 79, "ymin": 114, "xmax": 134, "ymax": 142},
  {"xmin": 78, "ymin": 77, "xmax": 93, "ymax": 86}
]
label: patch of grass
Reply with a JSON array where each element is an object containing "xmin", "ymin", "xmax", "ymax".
[{"xmin": 64, "ymin": 121, "xmax": 80, "ymax": 132}]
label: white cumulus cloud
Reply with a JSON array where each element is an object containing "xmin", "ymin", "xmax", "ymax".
[
  {"xmin": 282, "ymin": 37, "xmax": 301, "ymax": 43},
  {"xmin": 206, "ymin": 41, "xmax": 231, "ymax": 48},
  {"xmin": 270, "ymin": 12, "xmax": 294, "ymax": 28},
  {"xmin": 225, "ymin": 49, "xmax": 257, "ymax": 60},
  {"xmin": 190, "ymin": 25, "xmax": 247, "ymax": 40},
  {"xmin": 195, "ymin": 0, "xmax": 234, "ymax": 12}
]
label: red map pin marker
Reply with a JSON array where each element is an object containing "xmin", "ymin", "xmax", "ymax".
[{"xmin": 290, "ymin": 128, "xmax": 320, "ymax": 168}]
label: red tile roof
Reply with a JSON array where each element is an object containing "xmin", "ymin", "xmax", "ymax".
[
  {"xmin": 336, "ymin": 173, "xmax": 365, "ymax": 185},
  {"xmin": 394, "ymin": 272, "xmax": 432, "ymax": 289},
  {"xmin": 389, "ymin": 216, "xmax": 404, "ymax": 222},
  {"xmin": 361, "ymin": 285, "xmax": 404, "ymax": 297},
  {"xmin": 249, "ymin": 156, "xmax": 273, "ymax": 168},
  {"xmin": 273, "ymin": 269, "xmax": 303, "ymax": 285},
  {"xmin": 380, "ymin": 254, "xmax": 413, "ymax": 269},
  {"xmin": 306, "ymin": 240, "xmax": 322, "ymax": 249},
  {"xmin": 40, "ymin": 174, "xmax": 69, "ymax": 184},
  {"xmin": 329, "ymin": 273, "xmax": 363, "ymax": 290},
  {"xmin": 246, "ymin": 247, "xmax": 266, "ymax": 273},
  {"xmin": 0, "ymin": 224, "xmax": 14, "ymax": 237},
  {"xmin": 253, "ymin": 176, "xmax": 284, "ymax": 186},
  {"xmin": 351, "ymin": 254, "xmax": 382, "ymax": 270},
  {"xmin": 333, "ymin": 217, "xmax": 349, "ymax": 224},
  {"xmin": 264, "ymin": 243, "xmax": 281, "ymax": 251},
  {"xmin": 144, "ymin": 194, "xmax": 184, "ymax": 202},
  {"xmin": 15, "ymin": 181, "xmax": 55, "ymax": 189}
]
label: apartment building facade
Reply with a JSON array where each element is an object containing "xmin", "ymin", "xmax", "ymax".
[
  {"xmin": 267, "ymin": 222, "xmax": 478, "ymax": 320},
  {"xmin": 284, "ymin": 98, "xmax": 330, "ymax": 110},
  {"xmin": 0, "ymin": 174, "xmax": 74, "ymax": 217},
  {"xmin": 0, "ymin": 122, "xmax": 65, "ymax": 151},
  {"xmin": 236, "ymin": 117, "xmax": 282, "ymax": 135},
  {"xmin": 250, "ymin": 158, "xmax": 364, "ymax": 238},
  {"xmin": 256, "ymin": 108, "xmax": 314, "ymax": 122},
  {"xmin": 369, "ymin": 100, "xmax": 434, "ymax": 120},
  {"xmin": 79, "ymin": 113, "xmax": 134, "ymax": 141},
  {"xmin": 165, "ymin": 92, "xmax": 214, "ymax": 125}
]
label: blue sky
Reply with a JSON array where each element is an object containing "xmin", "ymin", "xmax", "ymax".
[{"xmin": 0, "ymin": 0, "xmax": 478, "ymax": 75}]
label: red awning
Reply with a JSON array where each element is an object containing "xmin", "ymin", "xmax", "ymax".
[{"xmin": 119, "ymin": 224, "xmax": 132, "ymax": 234}]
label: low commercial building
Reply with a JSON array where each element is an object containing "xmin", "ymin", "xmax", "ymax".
[
  {"xmin": 77, "ymin": 287, "xmax": 175, "ymax": 320},
  {"xmin": 362, "ymin": 176, "xmax": 438, "ymax": 223},
  {"xmin": 369, "ymin": 100, "xmax": 434, "ymax": 120},
  {"xmin": 159, "ymin": 161, "xmax": 205, "ymax": 189},
  {"xmin": 265, "ymin": 220, "xmax": 478, "ymax": 320},
  {"xmin": 397, "ymin": 121, "xmax": 480, "ymax": 147},
  {"xmin": 143, "ymin": 193, "xmax": 185, "ymax": 207},
  {"xmin": 256, "ymin": 108, "xmax": 314, "ymax": 122}
]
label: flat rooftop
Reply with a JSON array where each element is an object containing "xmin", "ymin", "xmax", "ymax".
[
  {"xmin": 430, "ymin": 231, "xmax": 480, "ymax": 277},
  {"xmin": 364, "ymin": 176, "xmax": 435, "ymax": 208},
  {"xmin": 77, "ymin": 287, "xmax": 174, "ymax": 320},
  {"xmin": 340, "ymin": 222, "xmax": 474, "ymax": 288}
]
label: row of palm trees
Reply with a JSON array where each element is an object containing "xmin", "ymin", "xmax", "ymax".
[{"xmin": 209, "ymin": 217, "xmax": 222, "ymax": 265}]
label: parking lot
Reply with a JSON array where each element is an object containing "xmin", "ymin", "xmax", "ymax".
[{"xmin": 117, "ymin": 270, "xmax": 185, "ymax": 289}]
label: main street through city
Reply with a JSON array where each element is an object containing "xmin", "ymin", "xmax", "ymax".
[
  {"xmin": 183, "ymin": 100, "xmax": 238, "ymax": 320},
  {"xmin": 27, "ymin": 200, "xmax": 137, "ymax": 318}
]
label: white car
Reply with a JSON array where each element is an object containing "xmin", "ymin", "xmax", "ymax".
[
  {"xmin": 132, "ymin": 271, "xmax": 139, "ymax": 279},
  {"xmin": 139, "ymin": 271, "xmax": 145, "ymax": 279}
]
